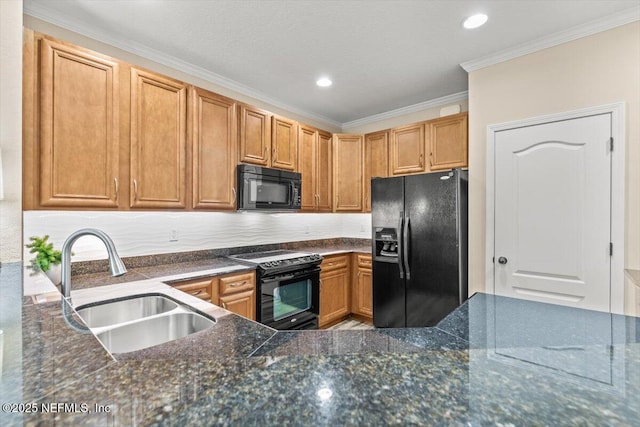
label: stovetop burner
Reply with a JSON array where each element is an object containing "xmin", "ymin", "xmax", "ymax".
[{"xmin": 228, "ymin": 250, "xmax": 322, "ymax": 273}]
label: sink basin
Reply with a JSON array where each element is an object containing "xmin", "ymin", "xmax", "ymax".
[
  {"xmin": 74, "ymin": 293, "xmax": 216, "ymax": 354},
  {"xmin": 94, "ymin": 312, "xmax": 215, "ymax": 354},
  {"xmin": 76, "ymin": 295, "xmax": 178, "ymax": 328}
]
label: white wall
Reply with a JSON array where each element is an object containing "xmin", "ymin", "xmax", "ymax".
[
  {"xmin": 0, "ymin": 0, "xmax": 23, "ymax": 264},
  {"xmin": 468, "ymin": 22, "xmax": 640, "ymax": 296},
  {"xmin": 23, "ymin": 211, "xmax": 371, "ymax": 262}
]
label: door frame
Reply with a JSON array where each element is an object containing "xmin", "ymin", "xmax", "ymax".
[{"xmin": 485, "ymin": 102, "xmax": 626, "ymax": 314}]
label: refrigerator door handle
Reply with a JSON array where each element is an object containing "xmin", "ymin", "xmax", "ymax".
[
  {"xmin": 403, "ymin": 215, "xmax": 411, "ymax": 279},
  {"xmin": 397, "ymin": 212, "xmax": 405, "ymax": 279}
]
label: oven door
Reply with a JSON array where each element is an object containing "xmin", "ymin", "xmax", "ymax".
[
  {"xmin": 238, "ymin": 170, "xmax": 300, "ymax": 210},
  {"xmin": 259, "ymin": 267, "xmax": 320, "ymax": 329}
]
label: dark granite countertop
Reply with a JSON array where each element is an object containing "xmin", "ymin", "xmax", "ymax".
[
  {"xmin": 3, "ymin": 259, "xmax": 639, "ymax": 426},
  {"xmin": 63, "ymin": 238, "xmax": 370, "ymax": 292}
]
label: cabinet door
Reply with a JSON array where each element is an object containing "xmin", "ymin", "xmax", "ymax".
[
  {"xmin": 271, "ymin": 116, "xmax": 297, "ymax": 171},
  {"xmin": 298, "ymin": 125, "xmax": 317, "ymax": 211},
  {"xmin": 316, "ymin": 131, "xmax": 333, "ymax": 212},
  {"xmin": 390, "ymin": 123, "xmax": 425, "ymax": 175},
  {"xmin": 191, "ymin": 87, "xmax": 237, "ymax": 209},
  {"xmin": 364, "ymin": 131, "xmax": 389, "ymax": 212},
  {"xmin": 39, "ymin": 39, "xmax": 120, "ymax": 208},
  {"xmin": 130, "ymin": 68, "xmax": 187, "ymax": 208},
  {"xmin": 239, "ymin": 105, "xmax": 271, "ymax": 166},
  {"xmin": 354, "ymin": 268, "xmax": 373, "ymax": 318},
  {"xmin": 428, "ymin": 113, "xmax": 468, "ymax": 171},
  {"xmin": 333, "ymin": 134, "xmax": 364, "ymax": 212},
  {"xmin": 319, "ymin": 267, "xmax": 350, "ymax": 327},
  {"xmin": 219, "ymin": 290, "xmax": 256, "ymax": 320}
]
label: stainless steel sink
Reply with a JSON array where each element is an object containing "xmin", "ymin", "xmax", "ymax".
[
  {"xmin": 94, "ymin": 312, "xmax": 215, "ymax": 354},
  {"xmin": 76, "ymin": 295, "xmax": 178, "ymax": 328},
  {"xmin": 74, "ymin": 294, "xmax": 215, "ymax": 354}
]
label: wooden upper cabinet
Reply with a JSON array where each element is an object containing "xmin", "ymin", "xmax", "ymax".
[
  {"xmin": 38, "ymin": 38, "xmax": 120, "ymax": 208},
  {"xmin": 390, "ymin": 123, "xmax": 425, "ymax": 175},
  {"xmin": 316, "ymin": 131, "xmax": 333, "ymax": 212},
  {"xmin": 298, "ymin": 125, "xmax": 317, "ymax": 211},
  {"xmin": 427, "ymin": 112, "xmax": 468, "ymax": 171},
  {"xmin": 190, "ymin": 87, "xmax": 237, "ymax": 210},
  {"xmin": 333, "ymin": 134, "xmax": 364, "ymax": 212},
  {"xmin": 239, "ymin": 104, "xmax": 271, "ymax": 166},
  {"xmin": 271, "ymin": 116, "xmax": 298, "ymax": 171},
  {"xmin": 364, "ymin": 131, "xmax": 389, "ymax": 212},
  {"xmin": 298, "ymin": 126, "xmax": 332, "ymax": 212},
  {"xmin": 130, "ymin": 68, "xmax": 187, "ymax": 208}
]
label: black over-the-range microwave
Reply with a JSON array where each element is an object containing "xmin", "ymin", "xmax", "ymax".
[{"xmin": 236, "ymin": 165, "xmax": 301, "ymax": 211}]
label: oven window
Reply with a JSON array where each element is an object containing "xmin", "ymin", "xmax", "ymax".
[
  {"xmin": 273, "ymin": 279, "xmax": 311, "ymax": 321},
  {"xmin": 249, "ymin": 179, "xmax": 289, "ymax": 204}
]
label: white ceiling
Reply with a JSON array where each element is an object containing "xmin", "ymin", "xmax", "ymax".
[{"xmin": 24, "ymin": 0, "xmax": 639, "ymax": 127}]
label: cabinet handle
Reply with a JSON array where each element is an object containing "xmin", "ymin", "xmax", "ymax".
[
  {"xmin": 189, "ymin": 289, "xmax": 203, "ymax": 296},
  {"xmin": 133, "ymin": 179, "xmax": 138, "ymax": 201},
  {"xmin": 228, "ymin": 281, "xmax": 247, "ymax": 288},
  {"xmin": 114, "ymin": 177, "xmax": 119, "ymax": 201},
  {"xmin": 419, "ymin": 153, "xmax": 424, "ymax": 168},
  {"xmin": 358, "ymin": 271, "xmax": 361, "ymax": 278},
  {"xmin": 232, "ymin": 187, "xmax": 236, "ymax": 199},
  {"xmin": 429, "ymin": 152, "xmax": 433, "ymax": 167},
  {"xmin": 272, "ymin": 147, "xmax": 277, "ymax": 160},
  {"xmin": 221, "ymin": 301, "xmax": 227, "ymax": 309},
  {"xmin": 264, "ymin": 146, "xmax": 268, "ymax": 159},
  {"xmin": 328, "ymin": 262, "xmax": 335, "ymax": 266}
]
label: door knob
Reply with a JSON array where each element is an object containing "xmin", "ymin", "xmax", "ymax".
[{"xmin": 498, "ymin": 257, "xmax": 508, "ymax": 265}]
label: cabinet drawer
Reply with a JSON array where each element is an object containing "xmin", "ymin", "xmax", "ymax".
[
  {"xmin": 321, "ymin": 254, "xmax": 349, "ymax": 272},
  {"xmin": 357, "ymin": 254, "xmax": 372, "ymax": 269},
  {"xmin": 219, "ymin": 272, "xmax": 255, "ymax": 295},
  {"xmin": 170, "ymin": 277, "xmax": 213, "ymax": 302}
]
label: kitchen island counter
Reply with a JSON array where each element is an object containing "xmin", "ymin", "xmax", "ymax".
[{"xmin": 3, "ymin": 261, "xmax": 639, "ymax": 426}]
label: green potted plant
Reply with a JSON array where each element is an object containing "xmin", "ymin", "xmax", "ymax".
[{"xmin": 25, "ymin": 235, "xmax": 63, "ymax": 285}]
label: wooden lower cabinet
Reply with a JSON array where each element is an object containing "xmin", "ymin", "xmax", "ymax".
[
  {"xmin": 219, "ymin": 290, "xmax": 255, "ymax": 319},
  {"xmin": 169, "ymin": 276, "xmax": 216, "ymax": 302},
  {"xmin": 319, "ymin": 254, "xmax": 351, "ymax": 328},
  {"xmin": 351, "ymin": 254, "xmax": 373, "ymax": 320},
  {"xmin": 168, "ymin": 271, "xmax": 256, "ymax": 320}
]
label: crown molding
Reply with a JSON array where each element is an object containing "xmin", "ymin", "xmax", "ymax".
[
  {"xmin": 341, "ymin": 91, "xmax": 468, "ymax": 132},
  {"xmin": 461, "ymin": 6, "xmax": 640, "ymax": 72},
  {"xmin": 24, "ymin": 2, "xmax": 343, "ymax": 129}
]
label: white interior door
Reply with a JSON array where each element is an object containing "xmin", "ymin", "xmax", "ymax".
[{"xmin": 493, "ymin": 113, "xmax": 612, "ymax": 311}]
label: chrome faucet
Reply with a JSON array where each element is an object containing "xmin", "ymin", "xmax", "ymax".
[{"xmin": 60, "ymin": 228, "xmax": 127, "ymax": 299}]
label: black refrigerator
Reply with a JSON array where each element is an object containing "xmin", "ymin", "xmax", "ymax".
[{"xmin": 372, "ymin": 169, "xmax": 468, "ymax": 328}]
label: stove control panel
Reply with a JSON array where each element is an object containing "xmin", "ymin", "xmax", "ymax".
[{"xmin": 260, "ymin": 254, "xmax": 322, "ymax": 270}]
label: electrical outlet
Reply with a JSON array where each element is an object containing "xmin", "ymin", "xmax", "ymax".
[{"xmin": 170, "ymin": 229, "xmax": 179, "ymax": 242}]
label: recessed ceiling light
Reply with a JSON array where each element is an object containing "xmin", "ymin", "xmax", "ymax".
[
  {"xmin": 316, "ymin": 77, "xmax": 332, "ymax": 87},
  {"xmin": 463, "ymin": 13, "xmax": 488, "ymax": 29}
]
